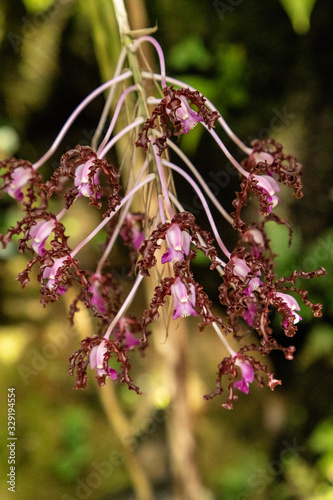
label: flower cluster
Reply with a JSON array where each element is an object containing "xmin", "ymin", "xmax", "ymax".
[{"xmin": 0, "ymin": 36, "xmax": 326, "ymax": 408}]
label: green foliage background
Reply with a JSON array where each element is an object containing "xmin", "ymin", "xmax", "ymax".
[{"xmin": 0, "ymin": 0, "xmax": 332, "ymax": 499}]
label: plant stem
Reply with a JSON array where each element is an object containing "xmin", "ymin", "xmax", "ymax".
[
  {"xmin": 68, "ymin": 290, "xmax": 156, "ymax": 500},
  {"xmin": 98, "ymin": 384, "xmax": 155, "ymax": 500}
]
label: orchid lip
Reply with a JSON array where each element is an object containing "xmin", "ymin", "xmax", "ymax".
[
  {"xmin": 171, "ymin": 277, "xmax": 196, "ymax": 320},
  {"xmin": 161, "ymin": 224, "xmax": 191, "ymax": 264}
]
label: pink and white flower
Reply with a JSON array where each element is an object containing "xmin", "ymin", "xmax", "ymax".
[
  {"xmin": 243, "ymin": 228, "xmax": 265, "ymax": 258},
  {"xmin": 242, "ymin": 303, "xmax": 257, "ymax": 327},
  {"xmin": 244, "ymin": 277, "xmax": 263, "ymax": 296},
  {"xmin": 166, "ymin": 95, "xmax": 204, "ymax": 134},
  {"xmin": 252, "ymin": 174, "xmax": 280, "ymax": 212},
  {"xmin": 5, "ymin": 166, "xmax": 32, "ymax": 201},
  {"xmin": 171, "ymin": 277, "xmax": 196, "ymax": 320},
  {"xmin": 29, "ymin": 219, "xmax": 55, "ymax": 256},
  {"xmin": 231, "ymin": 257, "xmax": 251, "ymax": 280},
  {"xmin": 161, "ymin": 223, "xmax": 191, "ymax": 264},
  {"xmin": 275, "ymin": 292, "xmax": 302, "ymax": 326},
  {"xmin": 42, "ymin": 256, "xmax": 69, "ymax": 295},
  {"xmin": 234, "ymin": 357, "xmax": 254, "ymax": 394},
  {"xmin": 120, "ymin": 215, "xmax": 145, "ymax": 251},
  {"xmin": 74, "ymin": 158, "xmax": 100, "ymax": 198},
  {"xmin": 89, "ymin": 340, "xmax": 117, "ymax": 380}
]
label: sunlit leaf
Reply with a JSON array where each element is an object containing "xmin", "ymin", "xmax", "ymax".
[
  {"xmin": 265, "ymin": 221, "xmax": 301, "ymax": 277},
  {"xmin": 299, "ymin": 324, "xmax": 333, "ymax": 369},
  {"xmin": 168, "ymin": 36, "xmax": 212, "ymax": 72},
  {"xmin": 216, "ymin": 43, "xmax": 248, "ymax": 108},
  {"xmin": 280, "ymin": 0, "xmax": 317, "ymax": 34},
  {"xmin": 311, "ymin": 432, "xmax": 333, "ymax": 458},
  {"xmin": 193, "ymin": 248, "xmax": 211, "ymax": 267},
  {"xmin": 22, "ymin": 0, "xmax": 54, "ymax": 13}
]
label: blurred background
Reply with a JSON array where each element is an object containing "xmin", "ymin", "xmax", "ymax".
[{"xmin": 0, "ymin": 0, "xmax": 332, "ymax": 499}]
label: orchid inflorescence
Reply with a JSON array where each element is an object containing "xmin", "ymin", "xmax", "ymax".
[{"xmin": 0, "ymin": 35, "xmax": 326, "ymax": 409}]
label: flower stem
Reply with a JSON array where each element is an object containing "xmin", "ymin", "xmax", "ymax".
[
  {"xmin": 151, "ymin": 142, "xmax": 175, "ymax": 220},
  {"xmin": 98, "ymin": 117, "xmax": 144, "ymax": 159},
  {"xmin": 98, "ymin": 383, "xmax": 156, "ymax": 500},
  {"xmin": 112, "ymin": 0, "xmax": 131, "ymax": 34},
  {"xmin": 152, "ymin": 130, "xmax": 234, "ymax": 225},
  {"xmin": 163, "ymin": 159, "xmax": 231, "ymax": 259},
  {"xmin": 32, "ymin": 71, "xmax": 132, "ymax": 170},
  {"xmin": 96, "ymin": 159, "xmax": 148, "ymax": 274},
  {"xmin": 103, "ymin": 272, "xmax": 144, "ymax": 340},
  {"xmin": 91, "ymin": 46, "xmax": 128, "ymax": 151},
  {"xmin": 97, "ymin": 84, "xmax": 139, "ymax": 157},
  {"xmin": 142, "ymin": 71, "xmax": 252, "ymax": 154},
  {"xmin": 70, "ymin": 174, "xmax": 155, "ymax": 258},
  {"xmin": 212, "ymin": 321, "xmax": 236, "ymax": 356},
  {"xmin": 204, "ymin": 125, "xmax": 249, "ymax": 178},
  {"xmin": 131, "ymin": 36, "xmax": 166, "ymax": 88}
]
